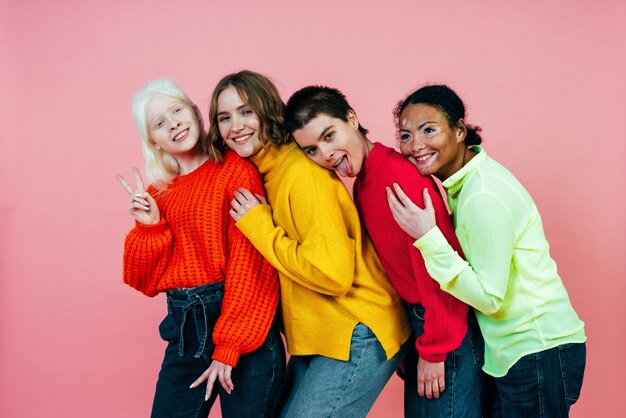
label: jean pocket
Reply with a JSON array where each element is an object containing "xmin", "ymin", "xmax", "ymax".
[
  {"xmin": 158, "ymin": 313, "xmax": 176, "ymax": 343},
  {"xmin": 558, "ymin": 343, "xmax": 586, "ymax": 402}
]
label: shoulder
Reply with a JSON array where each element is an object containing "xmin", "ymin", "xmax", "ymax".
[
  {"xmin": 372, "ymin": 144, "xmax": 436, "ymax": 188},
  {"xmin": 281, "ymin": 146, "xmax": 340, "ymax": 185},
  {"xmin": 464, "ymin": 157, "xmax": 530, "ymax": 208},
  {"xmin": 215, "ymin": 151, "xmax": 259, "ymax": 183}
]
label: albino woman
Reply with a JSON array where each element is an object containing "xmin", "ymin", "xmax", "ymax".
[{"xmin": 115, "ymin": 79, "xmax": 284, "ymax": 418}]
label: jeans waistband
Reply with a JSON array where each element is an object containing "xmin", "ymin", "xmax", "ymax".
[{"xmin": 165, "ymin": 282, "xmax": 224, "ymax": 358}]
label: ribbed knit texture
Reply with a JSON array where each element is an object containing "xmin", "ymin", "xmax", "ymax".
[
  {"xmin": 354, "ymin": 143, "xmax": 469, "ymax": 362},
  {"xmin": 123, "ymin": 151, "xmax": 279, "ymax": 367},
  {"xmin": 236, "ymin": 142, "xmax": 411, "ymax": 361}
]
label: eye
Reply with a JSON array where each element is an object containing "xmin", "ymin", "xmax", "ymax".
[
  {"xmin": 218, "ymin": 115, "xmax": 230, "ymax": 123},
  {"xmin": 305, "ymin": 147, "xmax": 318, "ymax": 156},
  {"xmin": 423, "ymin": 127, "xmax": 436, "ymax": 135},
  {"xmin": 173, "ymin": 107, "xmax": 182, "ymax": 114},
  {"xmin": 242, "ymin": 109, "xmax": 253, "ymax": 116},
  {"xmin": 399, "ymin": 133, "xmax": 412, "ymax": 142},
  {"xmin": 324, "ymin": 132, "xmax": 334, "ymax": 141},
  {"xmin": 155, "ymin": 120, "xmax": 165, "ymax": 129}
]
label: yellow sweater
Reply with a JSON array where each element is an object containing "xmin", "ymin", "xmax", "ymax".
[{"xmin": 237, "ymin": 142, "xmax": 410, "ymax": 360}]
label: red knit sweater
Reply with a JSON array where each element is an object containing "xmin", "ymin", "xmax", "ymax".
[
  {"xmin": 123, "ymin": 151, "xmax": 279, "ymax": 367},
  {"xmin": 354, "ymin": 143, "xmax": 469, "ymax": 362}
]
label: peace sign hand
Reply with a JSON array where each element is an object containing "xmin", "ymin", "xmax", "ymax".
[{"xmin": 114, "ymin": 167, "xmax": 160, "ymax": 225}]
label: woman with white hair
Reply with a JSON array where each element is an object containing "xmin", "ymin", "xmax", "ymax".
[{"xmin": 115, "ymin": 79, "xmax": 284, "ymax": 418}]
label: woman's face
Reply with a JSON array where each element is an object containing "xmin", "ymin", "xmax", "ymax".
[
  {"xmin": 146, "ymin": 95, "xmax": 201, "ymax": 158},
  {"xmin": 292, "ymin": 111, "xmax": 367, "ymax": 178},
  {"xmin": 216, "ymin": 86, "xmax": 263, "ymax": 158},
  {"xmin": 398, "ymin": 104, "xmax": 466, "ymax": 180}
]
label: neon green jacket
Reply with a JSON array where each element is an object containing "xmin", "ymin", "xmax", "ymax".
[{"xmin": 415, "ymin": 147, "xmax": 585, "ymax": 376}]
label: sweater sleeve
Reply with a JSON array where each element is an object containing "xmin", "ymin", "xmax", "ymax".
[
  {"xmin": 414, "ymin": 191, "xmax": 513, "ymax": 315},
  {"xmin": 211, "ymin": 160, "xmax": 280, "ymax": 367},
  {"xmin": 123, "ymin": 218, "xmax": 173, "ymax": 297},
  {"xmin": 236, "ymin": 162, "xmax": 356, "ymax": 296},
  {"xmin": 393, "ymin": 172, "xmax": 468, "ymax": 362}
]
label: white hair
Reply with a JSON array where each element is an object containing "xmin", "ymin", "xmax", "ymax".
[{"xmin": 131, "ymin": 79, "xmax": 194, "ymax": 191}]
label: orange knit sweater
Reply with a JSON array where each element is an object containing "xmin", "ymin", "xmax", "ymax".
[{"xmin": 123, "ymin": 151, "xmax": 279, "ymax": 366}]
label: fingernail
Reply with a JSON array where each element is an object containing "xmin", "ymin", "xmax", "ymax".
[
  {"xmin": 189, "ymin": 383, "xmax": 195, "ymax": 388},
  {"xmin": 204, "ymin": 394, "xmax": 209, "ymax": 401}
]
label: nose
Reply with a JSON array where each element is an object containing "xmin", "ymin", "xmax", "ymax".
[
  {"xmin": 168, "ymin": 117, "xmax": 181, "ymax": 130},
  {"xmin": 231, "ymin": 115, "xmax": 244, "ymax": 132},
  {"xmin": 411, "ymin": 137, "xmax": 426, "ymax": 152},
  {"xmin": 321, "ymin": 145, "xmax": 334, "ymax": 161}
]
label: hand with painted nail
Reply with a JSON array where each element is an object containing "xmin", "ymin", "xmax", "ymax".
[
  {"xmin": 386, "ymin": 184, "xmax": 436, "ymax": 240},
  {"xmin": 229, "ymin": 188, "xmax": 267, "ymax": 221},
  {"xmin": 114, "ymin": 167, "xmax": 160, "ymax": 225},
  {"xmin": 190, "ymin": 360, "xmax": 234, "ymax": 399}
]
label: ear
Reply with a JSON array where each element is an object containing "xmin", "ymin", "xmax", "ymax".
[
  {"xmin": 455, "ymin": 118, "xmax": 467, "ymax": 143},
  {"xmin": 192, "ymin": 104, "xmax": 203, "ymax": 123},
  {"xmin": 347, "ymin": 110, "xmax": 359, "ymax": 131},
  {"xmin": 193, "ymin": 104, "xmax": 206, "ymax": 135}
]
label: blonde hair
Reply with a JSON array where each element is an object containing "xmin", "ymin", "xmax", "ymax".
[
  {"xmin": 131, "ymin": 79, "xmax": 221, "ymax": 191},
  {"xmin": 208, "ymin": 70, "xmax": 289, "ymax": 153}
]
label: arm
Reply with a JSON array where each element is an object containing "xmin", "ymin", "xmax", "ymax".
[
  {"xmin": 234, "ymin": 163, "xmax": 356, "ymax": 296},
  {"xmin": 192, "ymin": 160, "xmax": 280, "ymax": 396},
  {"xmin": 116, "ymin": 171, "xmax": 172, "ymax": 297},
  {"xmin": 415, "ymin": 192, "xmax": 513, "ymax": 314},
  {"xmin": 388, "ymin": 174, "xmax": 467, "ymax": 399},
  {"xmin": 123, "ymin": 219, "xmax": 173, "ymax": 297},
  {"xmin": 398, "ymin": 177, "xmax": 469, "ymax": 361},
  {"xmin": 212, "ymin": 163, "xmax": 280, "ymax": 367},
  {"xmin": 388, "ymin": 184, "xmax": 512, "ymax": 314}
]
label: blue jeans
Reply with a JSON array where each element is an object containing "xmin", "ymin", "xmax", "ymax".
[
  {"xmin": 403, "ymin": 304, "xmax": 486, "ymax": 418},
  {"xmin": 490, "ymin": 342, "xmax": 586, "ymax": 417},
  {"xmin": 150, "ymin": 282, "xmax": 286, "ymax": 418},
  {"xmin": 276, "ymin": 323, "xmax": 408, "ymax": 418}
]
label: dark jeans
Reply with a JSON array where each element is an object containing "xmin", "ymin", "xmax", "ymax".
[
  {"xmin": 403, "ymin": 304, "xmax": 486, "ymax": 418},
  {"xmin": 150, "ymin": 282, "xmax": 286, "ymax": 418},
  {"xmin": 490, "ymin": 342, "xmax": 586, "ymax": 417}
]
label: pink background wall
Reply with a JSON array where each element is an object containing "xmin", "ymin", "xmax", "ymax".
[{"xmin": 1, "ymin": 0, "xmax": 624, "ymax": 416}]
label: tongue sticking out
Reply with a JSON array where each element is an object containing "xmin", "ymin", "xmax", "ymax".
[{"xmin": 335, "ymin": 156, "xmax": 352, "ymax": 177}]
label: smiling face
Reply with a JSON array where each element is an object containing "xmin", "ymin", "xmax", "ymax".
[
  {"xmin": 146, "ymin": 95, "xmax": 201, "ymax": 158},
  {"xmin": 291, "ymin": 111, "xmax": 370, "ymax": 178},
  {"xmin": 398, "ymin": 103, "xmax": 467, "ymax": 180},
  {"xmin": 216, "ymin": 85, "xmax": 263, "ymax": 158}
]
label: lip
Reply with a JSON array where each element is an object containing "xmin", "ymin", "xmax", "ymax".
[
  {"xmin": 411, "ymin": 152, "xmax": 436, "ymax": 164},
  {"xmin": 172, "ymin": 128, "xmax": 189, "ymax": 142},
  {"xmin": 229, "ymin": 133, "xmax": 254, "ymax": 144},
  {"xmin": 332, "ymin": 155, "xmax": 346, "ymax": 169}
]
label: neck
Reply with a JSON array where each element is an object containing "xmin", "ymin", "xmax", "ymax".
[
  {"xmin": 362, "ymin": 136, "xmax": 374, "ymax": 158},
  {"xmin": 436, "ymin": 144, "xmax": 476, "ymax": 182},
  {"xmin": 176, "ymin": 151, "xmax": 209, "ymax": 175}
]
